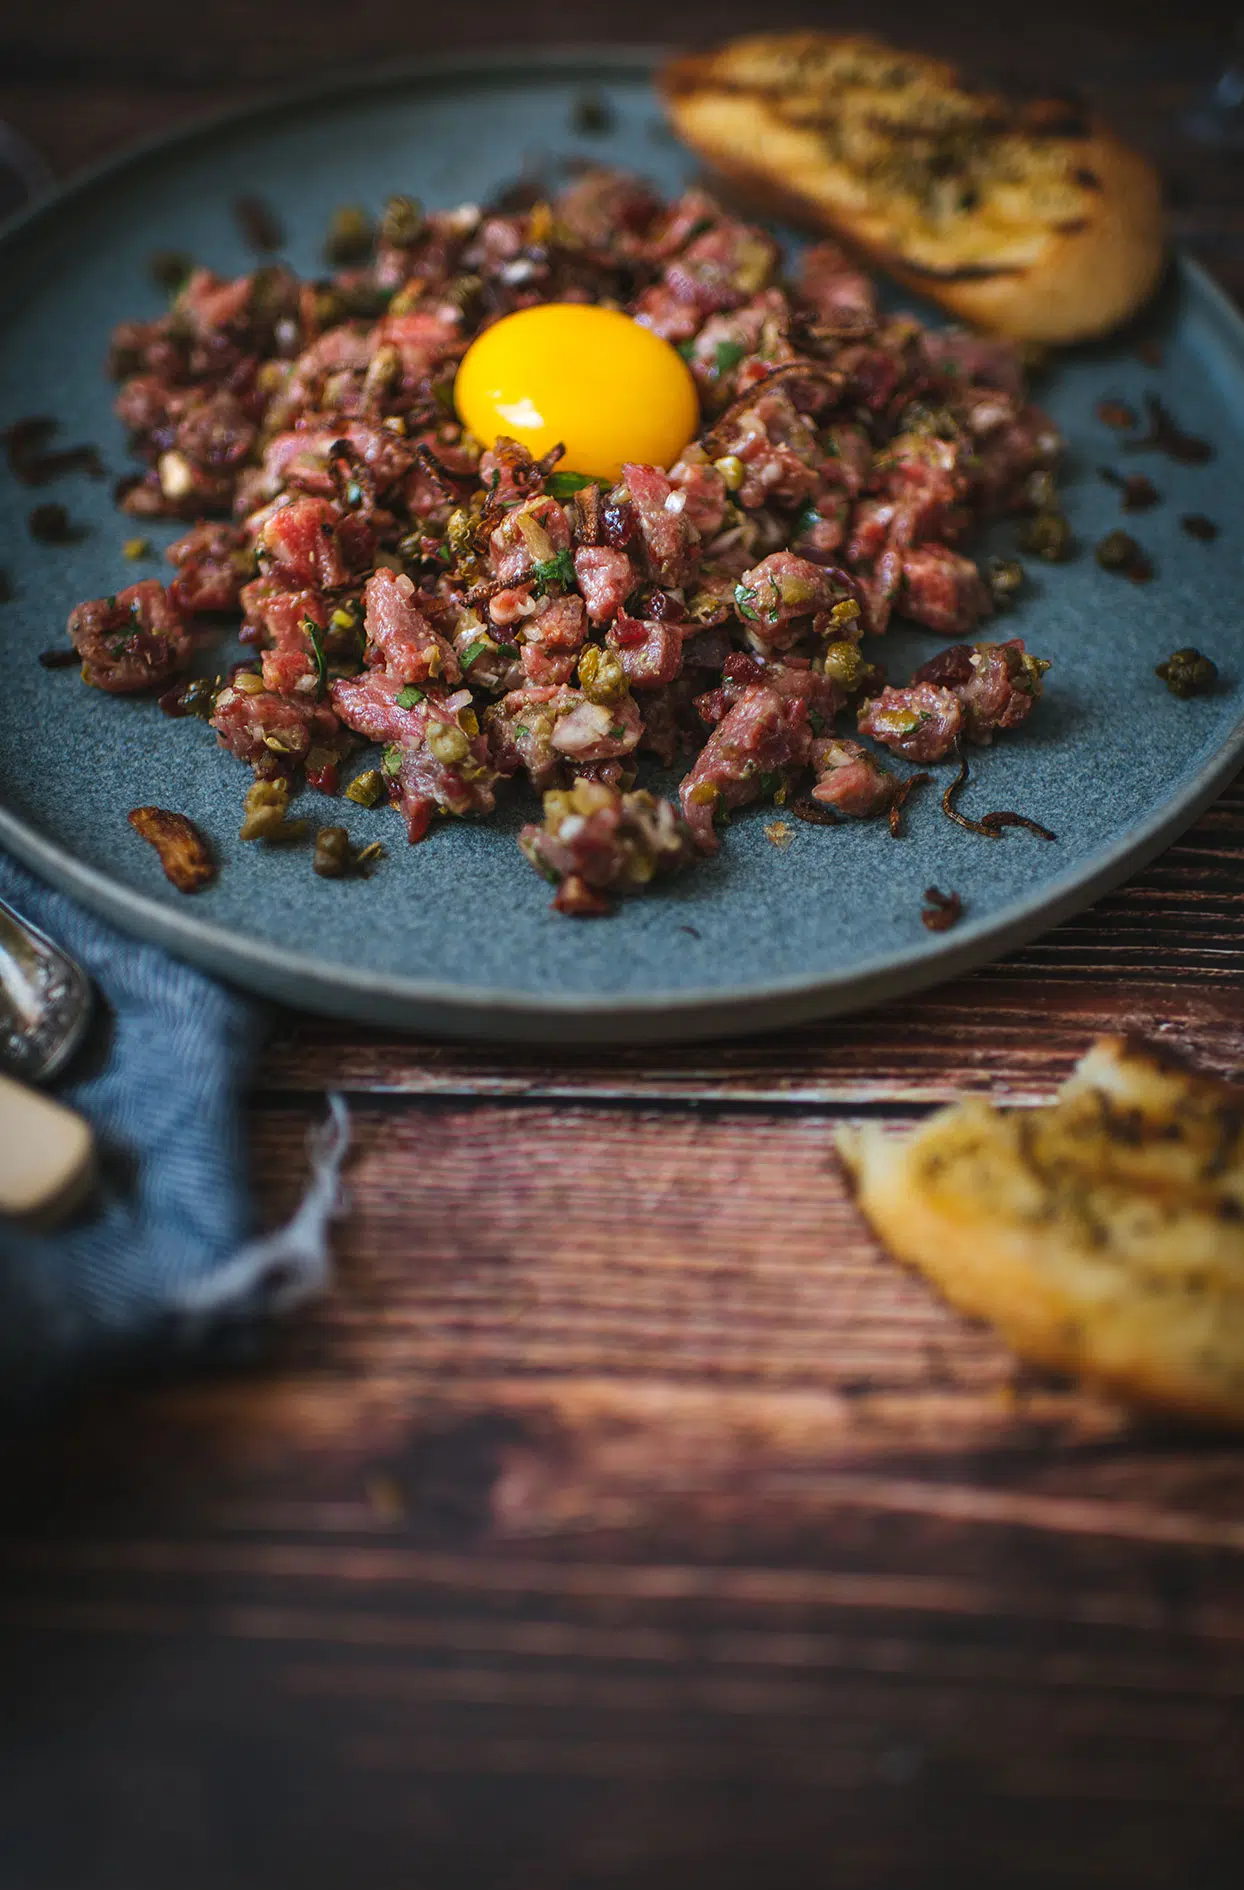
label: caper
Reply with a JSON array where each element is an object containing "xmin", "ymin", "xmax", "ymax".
[
  {"xmin": 822, "ymin": 640, "xmax": 865, "ymax": 689},
  {"xmin": 323, "ymin": 205, "xmax": 374, "ymax": 266},
  {"xmin": 1096, "ymin": 530, "xmax": 1139, "ymax": 571},
  {"xmin": 425, "ymin": 720, "xmax": 470, "ymax": 765},
  {"xmin": 240, "ymin": 778, "xmax": 306, "ymax": 843},
  {"xmin": 379, "ymin": 194, "xmax": 423, "ymax": 248},
  {"xmin": 578, "ymin": 644, "xmax": 627, "ymax": 704},
  {"xmin": 985, "ymin": 556, "xmax": 1025, "ymax": 605},
  {"xmin": 313, "ymin": 826, "xmax": 353, "ymax": 878},
  {"xmin": 1017, "ymin": 510, "xmax": 1073, "ymax": 562},
  {"xmin": 345, "ymin": 769, "xmax": 385, "ymax": 808},
  {"xmin": 1155, "ymin": 648, "xmax": 1218, "ymax": 699}
]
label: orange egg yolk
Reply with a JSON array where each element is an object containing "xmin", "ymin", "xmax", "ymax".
[{"xmin": 454, "ymin": 303, "xmax": 700, "ymax": 484}]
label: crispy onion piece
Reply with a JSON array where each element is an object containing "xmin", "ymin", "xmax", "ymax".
[{"xmin": 128, "ymin": 806, "xmax": 217, "ymax": 893}]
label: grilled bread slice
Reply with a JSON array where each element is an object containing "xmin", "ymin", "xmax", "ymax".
[
  {"xmin": 838, "ymin": 1038, "xmax": 1244, "ymax": 1427},
  {"xmin": 662, "ymin": 33, "xmax": 1165, "ymax": 344}
]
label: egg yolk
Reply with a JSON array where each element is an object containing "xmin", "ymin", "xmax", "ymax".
[{"xmin": 454, "ymin": 303, "xmax": 700, "ymax": 484}]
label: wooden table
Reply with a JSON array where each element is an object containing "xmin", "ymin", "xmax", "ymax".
[{"xmin": 3, "ymin": 8, "xmax": 1244, "ymax": 1884}]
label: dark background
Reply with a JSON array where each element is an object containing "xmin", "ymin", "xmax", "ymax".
[
  {"xmin": 4, "ymin": 7, "xmax": 1244, "ymax": 1890},
  {"xmin": 7, "ymin": 4, "xmax": 1244, "ymax": 296},
  {"xmin": 2, "ymin": 4, "xmax": 1244, "ymax": 174}
]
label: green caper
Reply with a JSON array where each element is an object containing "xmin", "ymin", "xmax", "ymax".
[
  {"xmin": 240, "ymin": 778, "xmax": 306, "ymax": 843},
  {"xmin": 1018, "ymin": 510, "xmax": 1074, "ymax": 563},
  {"xmin": 345, "ymin": 769, "xmax": 385, "ymax": 808},
  {"xmin": 1155, "ymin": 648, "xmax": 1218, "ymax": 699},
  {"xmin": 379, "ymin": 194, "xmax": 423, "ymax": 248},
  {"xmin": 313, "ymin": 826, "xmax": 353, "ymax": 878},
  {"xmin": 985, "ymin": 556, "xmax": 1025, "ymax": 605},
  {"xmin": 324, "ymin": 205, "xmax": 375, "ymax": 266},
  {"xmin": 1096, "ymin": 530, "xmax": 1140, "ymax": 572},
  {"xmin": 822, "ymin": 640, "xmax": 865, "ymax": 689}
]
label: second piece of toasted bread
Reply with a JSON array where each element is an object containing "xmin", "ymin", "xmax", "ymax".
[
  {"xmin": 837, "ymin": 1038, "xmax": 1244, "ymax": 1427},
  {"xmin": 662, "ymin": 33, "xmax": 1165, "ymax": 343}
]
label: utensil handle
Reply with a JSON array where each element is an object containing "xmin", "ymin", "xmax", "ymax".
[{"xmin": 0, "ymin": 1070, "xmax": 95, "ymax": 1226}]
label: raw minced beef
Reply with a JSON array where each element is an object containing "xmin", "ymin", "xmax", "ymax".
[{"xmin": 63, "ymin": 168, "xmax": 1056, "ymax": 911}]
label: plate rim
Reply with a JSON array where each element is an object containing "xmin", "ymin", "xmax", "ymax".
[{"xmin": 0, "ymin": 50, "xmax": 1241, "ymax": 1044}]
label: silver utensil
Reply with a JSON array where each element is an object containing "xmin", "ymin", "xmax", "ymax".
[{"xmin": 0, "ymin": 896, "xmax": 93, "ymax": 1083}]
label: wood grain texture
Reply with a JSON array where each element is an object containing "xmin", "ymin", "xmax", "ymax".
[
  {"xmin": 4, "ymin": 9, "xmax": 1244, "ymax": 1886},
  {"xmin": 263, "ymin": 773, "xmax": 1244, "ymax": 1103}
]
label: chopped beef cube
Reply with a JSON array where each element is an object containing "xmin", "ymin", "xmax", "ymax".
[
  {"xmin": 606, "ymin": 612, "xmax": 685, "ymax": 689},
  {"xmin": 798, "ymin": 242, "xmax": 877, "ymax": 329},
  {"xmin": 260, "ymin": 420, "xmax": 414, "ymax": 502},
  {"xmin": 371, "ymin": 308, "xmax": 466, "ymax": 386},
  {"xmin": 519, "ymin": 778, "xmax": 696, "ymax": 911},
  {"xmin": 714, "ymin": 388, "xmax": 825, "ymax": 510},
  {"xmin": 486, "ymin": 683, "xmax": 642, "ymax": 791},
  {"xmin": 899, "ymin": 545, "xmax": 993, "ymax": 634},
  {"xmin": 256, "ymin": 496, "xmax": 374, "ymax": 589},
  {"xmin": 678, "ymin": 669, "xmax": 832, "ymax": 854},
  {"xmin": 166, "ymin": 521, "xmax": 253, "ymax": 614},
  {"xmin": 211, "ymin": 677, "xmax": 343, "ymax": 770},
  {"xmin": 256, "ymin": 589, "xmax": 327, "ymax": 695},
  {"xmin": 68, "ymin": 580, "xmax": 191, "ymax": 694},
  {"xmin": 363, "ymin": 567, "xmax": 461, "ymax": 687},
  {"xmin": 810, "ymin": 739, "xmax": 904, "ymax": 818},
  {"xmin": 668, "ymin": 449, "xmax": 731, "ymax": 537},
  {"xmin": 622, "ymin": 461, "xmax": 699, "ymax": 588},
  {"xmin": 920, "ymin": 328, "xmax": 1025, "ymax": 396},
  {"xmin": 489, "ymin": 494, "xmax": 573, "ymax": 585},
  {"xmin": 520, "ymin": 592, "xmax": 588, "ymax": 686},
  {"xmin": 553, "ymin": 168, "xmax": 663, "ymax": 250},
  {"xmin": 386, "ymin": 701, "xmax": 497, "ymax": 842},
  {"xmin": 734, "ymin": 551, "xmax": 858, "ymax": 648},
  {"xmin": 682, "ymin": 291, "xmax": 786, "ymax": 403},
  {"xmin": 330, "ymin": 666, "xmax": 428, "ymax": 745},
  {"xmin": 574, "ymin": 545, "xmax": 637, "ymax": 625},
  {"xmin": 174, "ymin": 389, "xmax": 257, "ymax": 470},
  {"xmin": 857, "ymin": 682, "xmax": 964, "ymax": 763},
  {"xmin": 334, "ymin": 673, "xmax": 495, "ymax": 839},
  {"xmin": 913, "ymin": 638, "xmax": 1050, "ymax": 743}
]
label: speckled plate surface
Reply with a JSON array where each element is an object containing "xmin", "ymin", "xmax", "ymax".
[{"xmin": 0, "ymin": 51, "xmax": 1241, "ymax": 1043}]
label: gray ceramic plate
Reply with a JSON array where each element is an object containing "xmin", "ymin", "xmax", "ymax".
[{"xmin": 0, "ymin": 51, "xmax": 1241, "ymax": 1043}]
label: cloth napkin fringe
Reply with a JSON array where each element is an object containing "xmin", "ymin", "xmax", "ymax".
[{"xmin": 170, "ymin": 1094, "xmax": 350, "ymax": 1329}]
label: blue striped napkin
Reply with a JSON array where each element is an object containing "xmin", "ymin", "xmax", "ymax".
[{"xmin": 0, "ymin": 848, "xmax": 346, "ymax": 1402}]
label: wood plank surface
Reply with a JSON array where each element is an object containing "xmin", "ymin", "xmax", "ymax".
[
  {"xmin": 263, "ymin": 774, "xmax": 1244, "ymax": 1102},
  {"xmin": 4, "ymin": 7, "xmax": 1244, "ymax": 1887}
]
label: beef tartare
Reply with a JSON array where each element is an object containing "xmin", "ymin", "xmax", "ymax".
[{"xmin": 64, "ymin": 169, "xmax": 1057, "ymax": 912}]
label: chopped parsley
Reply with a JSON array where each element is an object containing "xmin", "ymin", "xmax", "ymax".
[
  {"xmin": 494, "ymin": 640, "xmax": 520, "ymax": 659},
  {"xmin": 714, "ymin": 339, "xmax": 746, "ymax": 377},
  {"xmin": 381, "ymin": 744, "xmax": 404, "ymax": 776},
  {"xmin": 302, "ymin": 617, "xmax": 328, "ymax": 698},
  {"xmin": 734, "ymin": 582, "xmax": 759, "ymax": 622},
  {"xmin": 532, "ymin": 546, "xmax": 576, "ymax": 593},
  {"xmin": 795, "ymin": 504, "xmax": 822, "ymax": 538},
  {"xmin": 395, "ymin": 683, "xmax": 425, "ymax": 708},
  {"xmin": 808, "ymin": 709, "xmax": 827, "ymax": 737},
  {"xmin": 460, "ymin": 639, "xmax": 491, "ymax": 668},
  {"xmin": 608, "ymin": 724, "xmax": 627, "ymax": 740},
  {"xmin": 676, "ymin": 340, "xmax": 697, "ymax": 363},
  {"xmin": 547, "ymin": 471, "xmax": 599, "ymax": 499}
]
